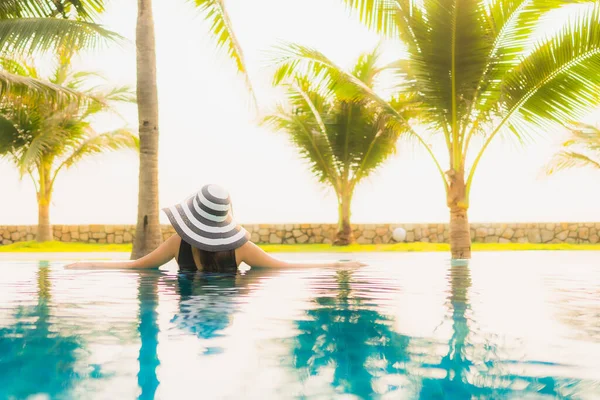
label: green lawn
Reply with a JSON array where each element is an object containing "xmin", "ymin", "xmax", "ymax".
[{"xmin": 2, "ymin": 240, "xmax": 600, "ymax": 253}]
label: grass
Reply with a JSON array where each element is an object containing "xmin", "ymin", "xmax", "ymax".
[{"xmin": 1, "ymin": 240, "xmax": 600, "ymax": 253}]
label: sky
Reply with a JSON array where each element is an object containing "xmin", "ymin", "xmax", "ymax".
[{"xmin": 1, "ymin": 0, "xmax": 600, "ymax": 225}]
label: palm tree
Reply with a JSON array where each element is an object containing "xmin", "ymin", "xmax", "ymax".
[
  {"xmin": 132, "ymin": 0, "xmax": 253, "ymax": 258},
  {"xmin": 1, "ymin": 0, "xmax": 119, "ymax": 101},
  {"xmin": 265, "ymin": 46, "xmax": 413, "ymax": 245},
  {"xmin": 273, "ymin": 1, "xmax": 600, "ymax": 258},
  {"xmin": 0, "ymin": 50, "xmax": 138, "ymax": 242},
  {"xmin": 547, "ymin": 123, "xmax": 600, "ymax": 174}
]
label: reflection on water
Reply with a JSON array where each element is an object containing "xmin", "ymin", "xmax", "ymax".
[
  {"xmin": 0, "ymin": 262, "xmax": 90, "ymax": 398},
  {"xmin": 0, "ymin": 253, "xmax": 599, "ymax": 399}
]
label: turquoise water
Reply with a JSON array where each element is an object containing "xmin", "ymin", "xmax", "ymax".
[{"xmin": 0, "ymin": 252, "xmax": 599, "ymax": 399}]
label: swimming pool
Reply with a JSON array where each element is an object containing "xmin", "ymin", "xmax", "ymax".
[{"xmin": 0, "ymin": 251, "xmax": 599, "ymax": 399}]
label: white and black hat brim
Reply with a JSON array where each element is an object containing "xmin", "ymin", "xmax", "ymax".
[{"xmin": 162, "ymin": 185, "xmax": 250, "ymax": 252}]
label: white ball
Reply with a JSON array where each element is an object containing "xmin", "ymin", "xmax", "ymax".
[{"xmin": 392, "ymin": 227, "xmax": 407, "ymax": 242}]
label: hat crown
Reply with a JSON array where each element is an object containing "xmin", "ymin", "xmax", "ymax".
[{"xmin": 206, "ymin": 184, "xmax": 229, "ymax": 202}]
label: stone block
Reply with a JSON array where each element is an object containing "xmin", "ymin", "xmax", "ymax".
[
  {"xmin": 541, "ymin": 229, "xmax": 554, "ymax": 243},
  {"xmin": 285, "ymin": 238, "xmax": 296, "ymax": 244},
  {"xmin": 92, "ymin": 232, "xmax": 107, "ymax": 239},
  {"xmin": 363, "ymin": 230, "xmax": 376, "ymax": 239},
  {"xmin": 499, "ymin": 238, "xmax": 510, "ymax": 244},
  {"xmin": 590, "ymin": 235, "xmax": 599, "ymax": 244},
  {"xmin": 8, "ymin": 226, "xmax": 17, "ymax": 233},
  {"xmin": 115, "ymin": 235, "xmax": 124, "ymax": 244},
  {"xmin": 292, "ymin": 230, "xmax": 303, "ymax": 238},
  {"xmin": 376, "ymin": 227, "xmax": 388, "ymax": 236},
  {"xmin": 485, "ymin": 236, "xmax": 499, "ymax": 243},
  {"xmin": 71, "ymin": 231, "xmax": 79, "ymax": 240},
  {"xmin": 98, "ymin": 239, "xmax": 106, "ymax": 244},
  {"xmin": 123, "ymin": 232, "xmax": 133, "ymax": 242},
  {"xmin": 578, "ymin": 227, "xmax": 589, "ymax": 239},
  {"xmin": 297, "ymin": 235, "xmax": 309, "ymax": 244},
  {"xmin": 107, "ymin": 234, "xmax": 115, "ymax": 244},
  {"xmin": 2, "ymin": 239, "xmax": 12, "ymax": 245},
  {"xmin": 269, "ymin": 233, "xmax": 283, "ymax": 244},
  {"xmin": 90, "ymin": 225, "xmax": 103, "ymax": 233},
  {"xmin": 258, "ymin": 228, "xmax": 269, "ymax": 236},
  {"xmin": 80, "ymin": 225, "xmax": 90, "ymax": 233},
  {"xmin": 501, "ymin": 228, "xmax": 514, "ymax": 239},
  {"xmin": 568, "ymin": 231, "xmax": 577, "ymax": 238},
  {"xmin": 406, "ymin": 232, "xmax": 415, "ymax": 242},
  {"xmin": 11, "ymin": 232, "xmax": 20, "ymax": 241},
  {"xmin": 556, "ymin": 231, "xmax": 568, "ymax": 241},
  {"xmin": 62, "ymin": 233, "xmax": 71, "ymax": 242},
  {"xmin": 527, "ymin": 230, "xmax": 541, "ymax": 243},
  {"xmin": 80, "ymin": 233, "xmax": 89, "ymax": 241},
  {"xmin": 105, "ymin": 226, "xmax": 115, "ymax": 234},
  {"xmin": 26, "ymin": 234, "xmax": 34, "ymax": 241}
]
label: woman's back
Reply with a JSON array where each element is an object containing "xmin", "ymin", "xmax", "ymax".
[{"xmin": 177, "ymin": 239, "xmax": 238, "ymax": 273}]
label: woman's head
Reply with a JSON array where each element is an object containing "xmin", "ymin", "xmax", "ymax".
[{"xmin": 162, "ymin": 184, "xmax": 250, "ymax": 252}]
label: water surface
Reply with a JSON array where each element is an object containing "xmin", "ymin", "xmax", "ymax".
[{"xmin": 0, "ymin": 252, "xmax": 599, "ymax": 399}]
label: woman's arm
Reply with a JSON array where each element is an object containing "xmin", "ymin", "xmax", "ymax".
[
  {"xmin": 237, "ymin": 242, "xmax": 365, "ymax": 269},
  {"xmin": 65, "ymin": 234, "xmax": 180, "ymax": 269}
]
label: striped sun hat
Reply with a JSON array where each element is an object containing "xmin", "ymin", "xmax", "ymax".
[{"xmin": 162, "ymin": 184, "xmax": 250, "ymax": 252}]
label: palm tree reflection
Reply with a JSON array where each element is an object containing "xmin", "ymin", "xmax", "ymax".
[
  {"xmin": 137, "ymin": 270, "xmax": 161, "ymax": 400},
  {"xmin": 293, "ymin": 270, "xmax": 411, "ymax": 397},
  {"xmin": 418, "ymin": 265, "xmax": 593, "ymax": 399},
  {"xmin": 0, "ymin": 262, "xmax": 83, "ymax": 399},
  {"xmin": 292, "ymin": 266, "xmax": 596, "ymax": 399}
]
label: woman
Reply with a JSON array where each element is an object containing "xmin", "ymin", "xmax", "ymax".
[{"xmin": 66, "ymin": 184, "xmax": 365, "ymax": 271}]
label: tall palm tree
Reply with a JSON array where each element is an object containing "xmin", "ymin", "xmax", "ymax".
[
  {"xmin": 265, "ymin": 46, "xmax": 413, "ymax": 245},
  {"xmin": 273, "ymin": 1, "xmax": 600, "ymax": 258},
  {"xmin": 132, "ymin": 0, "xmax": 253, "ymax": 258},
  {"xmin": 547, "ymin": 123, "xmax": 600, "ymax": 174},
  {"xmin": 0, "ymin": 0, "xmax": 119, "ymax": 100},
  {"xmin": 0, "ymin": 50, "xmax": 138, "ymax": 242}
]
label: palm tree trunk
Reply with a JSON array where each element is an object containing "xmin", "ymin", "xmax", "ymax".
[
  {"xmin": 447, "ymin": 169, "xmax": 471, "ymax": 259},
  {"xmin": 37, "ymin": 196, "xmax": 52, "ymax": 242},
  {"xmin": 132, "ymin": 0, "xmax": 162, "ymax": 259},
  {"xmin": 36, "ymin": 166, "xmax": 52, "ymax": 242},
  {"xmin": 334, "ymin": 192, "xmax": 354, "ymax": 246}
]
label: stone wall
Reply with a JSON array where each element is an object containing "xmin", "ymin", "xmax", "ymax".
[{"xmin": 1, "ymin": 222, "xmax": 600, "ymax": 245}]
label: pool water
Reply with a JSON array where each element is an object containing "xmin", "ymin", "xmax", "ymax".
[{"xmin": 0, "ymin": 252, "xmax": 599, "ymax": 399}]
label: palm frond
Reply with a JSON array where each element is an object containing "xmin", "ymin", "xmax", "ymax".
[
  {"xmin": 0, "ymin": 18, "xmax": 121, "ymax": 56},
  {"xmin": 503, "ymin": 2, "xmax": 600, "ymax": 131},
  {"xmin": 59, "ymin": 128, "xmax": 138, "ymax": 169},
  {"xmin": 546, "ymin": 122, "xmax": 600, "ymax": 174},
  {"xmin": 262, "ymin": 108, "xmax": 337, "ymax": 185},
  {"xmin": 0, "ymin": 0, "xmax": 104, "ymax": 20},
  {"xmin": 546, "ymin": 150, "xmax": 600, "ymax": 174},
  {"xmin": 0, "ymin": 69, "xmax": 76, "ymax": 101},
  {"xmin": 191, "ymin": 0, "xmax": 254, "ymax": 99}
]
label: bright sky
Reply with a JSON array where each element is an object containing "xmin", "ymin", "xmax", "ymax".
[{"xmin": 1, "ymin": 0, "xmax": 600, "ymax": 225}]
